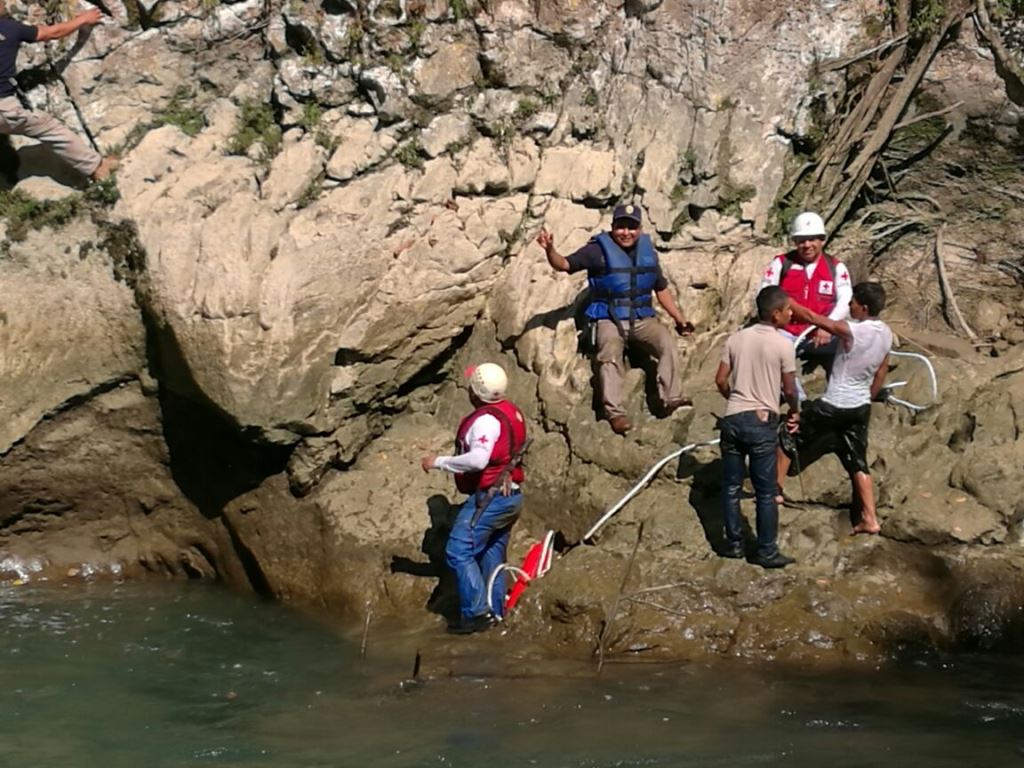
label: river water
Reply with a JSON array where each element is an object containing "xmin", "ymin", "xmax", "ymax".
[{"xmin": 1, "ymin": 581, "xmax": 1021, "ymax": 768}]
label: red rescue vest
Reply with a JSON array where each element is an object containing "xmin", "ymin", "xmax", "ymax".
[
  {"xmin": 454, "ymin": 400, "xmax": 527, "ymax": 494},
  {"xmin": 777, "ymin": 251, "xmax": 839, "ymax": 335}
]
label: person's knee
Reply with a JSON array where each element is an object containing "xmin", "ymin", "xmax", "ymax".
[
  {"xmin": 596, "ymin": 341, "xmax": 624, "ymax": 364},
  {"xmin": 722, "ymin": 479, "xmax": 744, "ymax": 498},
  {"xmin": 445, "ymin": 531, "xmax": 474, "ymax": 567}
]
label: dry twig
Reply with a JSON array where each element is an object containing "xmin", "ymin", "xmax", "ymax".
[
  {"xmin": 934, "ymin": 223, "xmax": 977, "ymax": 339},
  {"xmin": 596, "ymin": 522, "xmax": 644, "ymax": 674}
]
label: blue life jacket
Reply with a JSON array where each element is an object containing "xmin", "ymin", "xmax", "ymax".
[{"xmin": 585, "ymin": 233, "xmax": 659, "ymax": 323}]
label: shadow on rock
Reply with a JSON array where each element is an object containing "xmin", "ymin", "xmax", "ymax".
[
  {"xmin": 161, "ymin": 391, "xmax": 293, "ymax": 518},
  {"xmin": 390, "ymin": 494, "xmax": 461, "ymax": 623},
  {"xmin": 684, "ymin": 452, "xmax": 755, "ymax": 556}
]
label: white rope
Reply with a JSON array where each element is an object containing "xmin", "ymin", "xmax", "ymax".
[
  {"xmin": 582, "ymin": 438, "xmax": 722, "ymax": 542},
  {"xmin": 485, "ymin": 564, "xmax": 529, "ymax": 617},
  {"xmin": 885, "ymin": 350, "xmax": 938, "ymax": 412},
  {"xmin": 793, "ymin": 323, "xmax": 939, "ymax": 413}
]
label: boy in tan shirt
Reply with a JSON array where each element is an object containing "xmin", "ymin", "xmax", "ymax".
[{"xmin": 714, "ymin": 286, "xmax": 800, "ymax": 568}]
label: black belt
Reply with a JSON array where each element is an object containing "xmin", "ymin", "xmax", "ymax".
[{"xmin": 478, "ymin": 487, "xmax": 521, "ymax": 497}]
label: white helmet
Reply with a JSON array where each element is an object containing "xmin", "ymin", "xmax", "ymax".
[
  {"xmin": 790, "ymin": 211, "xmax": 826, "ymax": 239},
  {"xmin": 467, "ymin": 363, "xmax": 508, "ymax": 403}
]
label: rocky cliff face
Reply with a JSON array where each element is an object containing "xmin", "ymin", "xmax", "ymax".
[{"xmin": 2, "ymin": 0, "xmax": 1024, "ymax": 664}]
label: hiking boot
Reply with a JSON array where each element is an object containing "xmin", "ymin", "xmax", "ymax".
[
  {"xmin": 720, "ymin": 542, "xmax": 745, "ymax": 559},
  {"xmin": 608, "ymin": 415, "xmax": 632, "ymax": 435},
  {"xmin": 751, "ymin": 551, "xmax": 796, "ymax": 569},
  {"xmin": 663, "ymin": 397, "xmax": 693, "ymax": 415},
  {"xmin": 446, "ymin": 612, "xmax": 497, "ymax": 635}
]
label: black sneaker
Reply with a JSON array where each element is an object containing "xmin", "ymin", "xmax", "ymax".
[
  {"xmin": 752, "ymin": 551, "xmax": 796, "ymax": 569},
  {"xmin": 446, "ymin": 612, "xmax": 497, "ymax": 635},
  {"xmin": 720, "ymin": 543, "xmax": 745, "ymax": 559}
]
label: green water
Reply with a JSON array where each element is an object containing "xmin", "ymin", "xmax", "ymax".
[{"xmin": 0, "ymin": 582, "xmax": 1022, "ymax": 767}]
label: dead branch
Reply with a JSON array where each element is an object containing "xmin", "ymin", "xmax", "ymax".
[
  {"xmin": 974, "ymin": 0, "xmax": 1024, "ymax": 106},
  {"xmin": 627, "ymin": 582, "xmax": 691, "ymax": 597},
  {"xmin": 596, "ymin": 522, "xmax": 644, "ymax": 674},
  {"xmin": 934, "ymin": 223, "xmax": 977, "ymax": 339},
  {"xmin": 892, "ymin": 100, "xmax": 964, "ymax": 131},
  {"xmin": 822, "ymin": 6, "xmax": 971, "ymax": 230},
  {"xmin": 993, "ymin": 185, "xmax": 1024, "ymax": 203},
  {"xmin": 819, "ymin": 34, "xmax": 911, "ymax": 71},
  {"xmin": 869, "ymin": 219, "xmax": 928, "ymax": 241},
  {"xmin": 624, "ymin": 596, "xmax": 690, "ymax": 618}
]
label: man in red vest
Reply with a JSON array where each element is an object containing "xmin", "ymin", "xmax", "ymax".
[
  {"xmin": 421, "ymin": 362, "xmax": 528, "ymax": 634},
  {"xmin": 759, "ymin": 212, "xmax": 852, "ymax": 397}
]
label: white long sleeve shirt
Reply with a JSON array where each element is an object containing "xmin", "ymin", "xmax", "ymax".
[
  {"xmin": 432, "ymin": 413, "xmax": 501, "ymax": 473},
  {"xmin": 759, "ymin": 255, "xmax": 853, "ymax": 321}
]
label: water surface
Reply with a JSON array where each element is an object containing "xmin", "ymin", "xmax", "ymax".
[{"xmin": 1, "ymin": 582, "xmax": 1021, "ymax": 767}]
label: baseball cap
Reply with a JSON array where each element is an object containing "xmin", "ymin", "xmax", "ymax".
[{"xmin": 611, "ymin": 203, "xmax": 642, "ymax": 225}]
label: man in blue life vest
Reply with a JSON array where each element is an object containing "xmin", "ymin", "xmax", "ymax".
[
  {"xmin": 537, "ymin": 203, "xmax": 694, "ymax": 435},
  {"xmin": 421, "ymin": 362, "xmax": 527, "ymax": 635},
  {"xmin": 0, "ymin": 1, "xmax": 118, "ymax": 181}
]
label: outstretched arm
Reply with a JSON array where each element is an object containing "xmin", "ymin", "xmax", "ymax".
[
  {"xmin": 35, "ymin": 8, "xmax": 103, "ymax": 43},
  {"xmin": 790, "ymin": 302, "xmax": 852, "ymax": 346},
  {"xmin": 536, "ymin": 227, "xmax": 570, "ymax": 272}
]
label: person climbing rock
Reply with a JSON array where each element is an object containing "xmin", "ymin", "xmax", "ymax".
[
  {"xmin": 421, "ymin": 362, "xmax": 528, "ymax": 634},
  {"xmin": 0, "ymin": 1, "xmax": 118, "ymax": 182},
  {"xmin": 759, "ymin": 211, "xmax": 852, "ymax": 398},
  {"xmin": 714, "ymin": 285, "xmax": 799, "ymax": 569},
  {"xmin": 776, "ymin": 282, "xmax": 893, "ymax": 536},
  {"xmin": 537, "ymin": 203, "xmax": 694, "ymax": 435}
]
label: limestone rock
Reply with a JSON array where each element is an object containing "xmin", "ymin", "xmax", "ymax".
[
  {"xmin": 534, "ymin": 145, "xmax": 624, "ymax": 202},
  {"xmin": 13, "ymin": 176, "xmax": 77, "ymax": 201},
  {"xmin": 325, "ymin": 118, "xmax": 398, "ymax": 181},
  {"xmin": 421, "ymin": 113, "xmax": 474, "ymax": 158},
  {"xmin": 508, "ymin": 137, "xmax": 540, "ymax": 190},
  {"xmin": 480, "ymin": 27, "xmax": 573, "ymax": 90},
  {"xmin": 454, "ymin": 138, "xmax": 510, "ymax": 195},
  {"xmin": 261, "ymin": 140, "xmax": 327, "ymax": 211},
  {"xmin": 411, "ymin": 158, "xmax": 458, "ymax": 203},
  {"xmin": 411, "ymin": 33, "xmax": 481, "ymax": 103},
  {"xmin": 0, "ymin": 221, "xmax": 145, "ymax": 455}
]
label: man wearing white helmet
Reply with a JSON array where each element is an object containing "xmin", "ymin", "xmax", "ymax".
[
  {"xmin": 421, "ymin": 362, "xmax": 528, "ymax": 634},
  {"xmin": 760, "ymin": 212, "xmax": 852, "ymax": 393}
]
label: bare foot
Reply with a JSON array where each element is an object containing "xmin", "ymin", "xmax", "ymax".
[
  {"xmin": 850, "ymin": 522, "xmax": 881, "ymax": 536},
  {"xmin": 90, "ymin": 155, "xmax": 119, "ymax": 182}
]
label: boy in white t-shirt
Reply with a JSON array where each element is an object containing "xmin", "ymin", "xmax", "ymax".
[{"xmin": 776, "ymin": 282, "xmax": 893, "ymax": 535}]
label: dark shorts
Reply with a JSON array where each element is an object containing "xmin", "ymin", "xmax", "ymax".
[{"xmin": 782, "ymin": 399, "xmax": 872, "ymax": 475}]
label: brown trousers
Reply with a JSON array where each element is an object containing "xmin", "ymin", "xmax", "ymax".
[
  {"xmin": 595, "ymin": 317, "xmax": 681, "ymax": 419},
  {"xmin": 0, "ymin": 96, "xmax": 101, "ymax": 178}
]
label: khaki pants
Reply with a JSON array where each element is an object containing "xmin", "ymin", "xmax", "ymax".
[
  {"xmin": 595, "ymin": 317, "xmax": 681, "ymax": 419},
  {"xmin": 0, "ymin": 96, "xmax": 101, "ymax": 178}
]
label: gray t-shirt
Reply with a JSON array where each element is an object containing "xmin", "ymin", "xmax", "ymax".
[
  {"xmin": 823, "ymin": 319, "xmax": 893, "ymax": 409},
  {"xmin": 721, "ymin": 323, "xmax": 797, "ymax": 416}
]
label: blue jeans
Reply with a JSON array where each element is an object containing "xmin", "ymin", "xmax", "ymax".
[
  {"xmin": 446, "ymin": 490, "xmax": 523, "ymax": 619},
  {"xmin": 720, "ymin": 411, "xmax": 781, "ymax": 558}
]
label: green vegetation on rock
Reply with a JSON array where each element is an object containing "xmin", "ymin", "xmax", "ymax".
[
  {"xmin": 156, "ymin": 87, "xmax": 206, "ymax": 138},
  {"xmin": 395, "ymin": 140, "xmax": 424, "ymax": 169},
  {"xmin": 0, "ymin": 179, "xmax": 120, "ymax": 243},
  {"xmin": 228, "ymin": 100, "xmax": 283, "ymax": 159}
]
